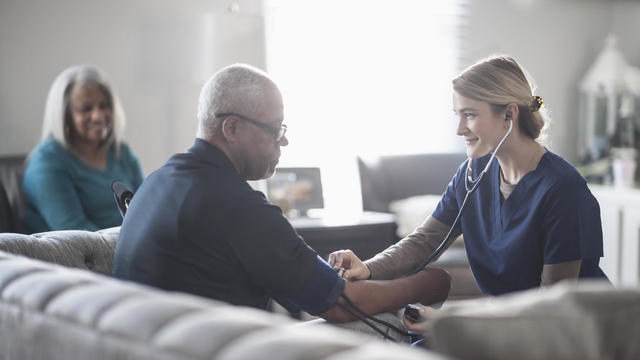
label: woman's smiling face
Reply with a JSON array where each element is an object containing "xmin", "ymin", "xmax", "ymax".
[
  {"xmin": 453, "ymin": 91, "xmax": 507, "ymax": 159},
  {"xmin": 68, "ymin": 84, "xmax": 112, "ymax": 147}
]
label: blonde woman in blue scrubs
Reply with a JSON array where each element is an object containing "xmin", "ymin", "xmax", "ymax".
[{"xmin": 329, "ymin": 55, "xmax": 607, "ymax": 329}]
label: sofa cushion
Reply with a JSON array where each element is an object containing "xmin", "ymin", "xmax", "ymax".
[
  {"xmin": 430, "ymin": 281, "xmax": 640, "ymax": 360},
  {"xmin": 0, "ymin": 227, "xmax": 118, "ymax": 275},
  {"xmin": 0, "ymin": 251, "xmax": 446, "ymax": 360}
]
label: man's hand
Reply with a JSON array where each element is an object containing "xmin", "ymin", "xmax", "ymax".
[{"xmin": 327, "ymin": 249, "xmax": 370, "ymax": 280}]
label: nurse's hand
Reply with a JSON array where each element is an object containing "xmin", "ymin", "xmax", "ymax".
[
  {"xmin": 327, "ymin": 249, "xmax": 370, "ymax": 280},
  {"xmin": 402, "ymin": 304, "xmax": 434, "ymax": 334}
]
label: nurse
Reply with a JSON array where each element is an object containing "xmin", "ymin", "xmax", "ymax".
[{"xmin": 329, "ymin": 55, "xmax": 607, "ymax": 321}]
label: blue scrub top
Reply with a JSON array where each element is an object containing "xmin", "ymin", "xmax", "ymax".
[{"xmin": 432, "ymin": 150, "xmax": 606, "ymax": 295}]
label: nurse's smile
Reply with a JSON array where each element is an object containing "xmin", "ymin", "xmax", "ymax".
[{"xmin": 464, "ymin": 137, "xmax": 478, "ymax": 145}]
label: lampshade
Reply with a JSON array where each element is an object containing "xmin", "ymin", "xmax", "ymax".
[{"xmin": 580, "ymin": 34, "xmax": 630, "ymax": 94}]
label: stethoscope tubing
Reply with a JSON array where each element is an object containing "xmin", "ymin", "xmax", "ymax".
[{"xmin": 408, "ymin": 119, "xmax": 513, "ymax": 275}]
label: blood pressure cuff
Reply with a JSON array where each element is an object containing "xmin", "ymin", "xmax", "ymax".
[{"xmin": 275, "ymin": 255, "xmax": 345, "ymax": 316}]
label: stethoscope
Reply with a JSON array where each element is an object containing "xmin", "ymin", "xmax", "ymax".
[
  {"xmin": 345, "ymin": 119, "xmax": 514, "ymax": 341},
  {"xmin": 409, "ymin": 118, "xmax": 513, "ymax": 275},
  {"xmin": 465, "ymin": 118, "xmax": 513, "ymax": 192}
]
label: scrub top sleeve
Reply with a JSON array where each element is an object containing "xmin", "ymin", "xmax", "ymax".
[
  {"xmin": 541, "ymin": 180, "xmax": 603, "ymax": 264},
  {"xmin": 432, "ymin": 159, "xmax": 466, "ymax": 226}
]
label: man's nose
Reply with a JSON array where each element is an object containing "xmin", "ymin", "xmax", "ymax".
[{"xmin": 278, "ymin": 134, "xmax": 289, "ymax": 147}]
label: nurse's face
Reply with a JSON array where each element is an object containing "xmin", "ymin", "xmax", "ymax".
[{"xmin": 453, "ymin": 92, "xmax": 508, "ymax": 159}]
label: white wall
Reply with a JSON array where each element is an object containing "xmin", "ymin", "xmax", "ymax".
[
  {"xmin": 0, "ymin": 0, "xmax": 265, "ymax": 174},
  {"xmin": 612, "ymin": 2, "xmax": 640, "ymax": 66},
  {"xmin": 462, "ymin": 0, "xmax": 621, "ymax": 164},
  {"xmin": 2, "ymin": 0, "xmax": 640, "ymax": 170}
]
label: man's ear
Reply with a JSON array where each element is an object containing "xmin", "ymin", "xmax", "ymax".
[{"xmin": 221, "ymin": 116, "xmax": 239, "ymax": 142}]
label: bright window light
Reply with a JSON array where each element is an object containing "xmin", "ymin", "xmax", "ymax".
[{"xmin": 265, "ymin": 0, "xmax": 467, "ymax": 216}]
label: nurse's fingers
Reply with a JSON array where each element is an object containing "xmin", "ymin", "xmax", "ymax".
[{"xmin": 328, "ymin": 250, "xmax": 344, "ymax": 268}]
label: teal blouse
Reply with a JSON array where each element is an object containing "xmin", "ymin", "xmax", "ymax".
[{"xmin": 23, "ymin": 137, "xmax": 144, "ymax": 233}]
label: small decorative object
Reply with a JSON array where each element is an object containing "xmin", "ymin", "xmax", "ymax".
[
  {"xmin": 578, "ymin": 34, "xmax": 640, "ymax": 186},
  {"xmin": 611, "ymin": 148, "xmax": 636, "ymax": 188}
]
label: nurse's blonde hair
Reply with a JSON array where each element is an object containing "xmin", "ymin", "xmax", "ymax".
[{"xmin": 452, "ymin": 55, "xmax": 549, "ymax": 142}]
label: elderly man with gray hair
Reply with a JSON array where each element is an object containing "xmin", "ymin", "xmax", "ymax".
[{"xmin": 113, "ymin": 64, "xmax": 450, "ymax": 336}]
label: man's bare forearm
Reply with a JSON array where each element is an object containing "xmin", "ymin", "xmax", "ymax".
[{"xmin": 321, "ymin": 267, "xmax": 451, "ymax": 323}]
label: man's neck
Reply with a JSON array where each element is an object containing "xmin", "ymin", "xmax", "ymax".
[{"xmin": 199, "ymin": 135, "xmax": 242, "ymax": 176}]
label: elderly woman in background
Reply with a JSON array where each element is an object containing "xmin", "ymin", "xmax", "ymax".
[{"xmin": 23, "ymin": 65, "xmax": 144, "ymax": 233}]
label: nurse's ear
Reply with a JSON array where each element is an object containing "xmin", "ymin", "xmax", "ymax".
[{"xmin": 504, "ymin": 102, "xmax": 519, "ymax": 128}]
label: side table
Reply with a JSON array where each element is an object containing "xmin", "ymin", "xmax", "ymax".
[{"xmin": 290, "ymin": 211, "xmax": 397, "ymax": 260}]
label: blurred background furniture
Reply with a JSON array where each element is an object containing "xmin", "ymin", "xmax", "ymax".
[
  {"xmin": 292, "ymin": 212, "xmax": 397, "ymax": 261},
  {"xmin": 578, "ymin": 35, "xmax": 640, "ymax": 185},
  {"xmin": 358, "ymin": 153, "xmax": 466, "ymax": 213},
  {"xmin": 0, "ymin": 154, "xmax": 27, "ymax": 233},
  {"xmin": 589, "ymin": 185, "xmax": 640, "ymax": 287},
  {"xmin": 357, "ymin": 153, "xmax": 483, "ymax": 300}
]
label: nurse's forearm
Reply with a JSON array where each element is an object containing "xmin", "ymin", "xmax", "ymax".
[
  {"xmin": 541, "ymin": 260, "xmax": 581, "ymax": 286},
  {"xmin": 365, "ymin": 216, "xmax": 460, "ymax": 280}
]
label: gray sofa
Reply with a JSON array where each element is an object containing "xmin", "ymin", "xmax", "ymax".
[
  {"xmin": 0, "ymin": 227, "xmax": 118, "ymax": 275},
  {"xmin": 0, "ymin": 228, "xmax": 443, "ymax": 360},
  {"xmin": 2, "ymin": 228, "xmax": 638, "ymax": 360}
]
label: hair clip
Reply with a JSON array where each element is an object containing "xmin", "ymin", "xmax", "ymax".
[{"xmin": 531, "ymin": 96, "xmax": 543, "ymax": 112}]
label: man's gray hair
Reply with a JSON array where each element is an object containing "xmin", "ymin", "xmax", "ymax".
[
  {"xmin": 197, "ymin": 64, "xmax": 277, "ymax": 138},
  {"xmin": 41, "ymin": 65, "xmax": 126, "ymax": 155}
]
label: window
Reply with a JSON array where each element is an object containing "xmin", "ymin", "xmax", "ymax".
[{"xmin": 265, "ymin": 0, "xmax": 468, "ymax": 215}]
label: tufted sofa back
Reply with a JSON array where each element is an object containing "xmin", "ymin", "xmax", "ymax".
[
  {"xmin": 0, "ymin": 227, "xmax": 118, "ymax": 275},
  {"xmin": 0, "ymin": 251, "xmax": 442, "ymax": 360}
]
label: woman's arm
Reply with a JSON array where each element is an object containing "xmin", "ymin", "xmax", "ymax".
[
  {"xmin": 540, "ymin": 177, "xmax": 603, "ymax": 282},
  {"xmin": 365, "ymin": 215, "xmax": 460, "ymax": 280},
  {"xmin": 541, "ymin": 260, "xmax": 581, "ymax": 286},
  {"xmin": 24, "ymin": 154, "xmax": 100, "ymax": 231},
  {"xmin": 330, "ymin": 163, "xmax": 467, "ymax": 281},
  {"xmin": 328, "ymin": 215, "xmax": 458, "ymax": 281}
]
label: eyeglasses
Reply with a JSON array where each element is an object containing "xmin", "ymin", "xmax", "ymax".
[{"xmin": 216, "ymin": 112, "xmax": 287, "ymax": 142}]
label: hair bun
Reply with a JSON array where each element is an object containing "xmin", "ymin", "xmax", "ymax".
[{"xmin": 530, "ymin": 96, "xmax": 543, "ymax": 112}]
